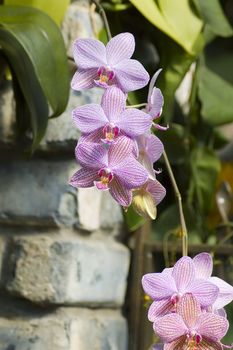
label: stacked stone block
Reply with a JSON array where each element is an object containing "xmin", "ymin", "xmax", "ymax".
[{"xmin": 0, "ymin": 2, "xmax": 129, "ymax": 349}]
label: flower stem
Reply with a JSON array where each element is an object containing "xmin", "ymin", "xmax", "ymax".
[
  {"xmin": 91, "ymin": 0, "xmax": 112, "ymax": 40},
  {"xmin": 126, "ymin": 103, "xmax": 147, "ymax": 108},
  {"xmin": 163, "ymin": 150, "xmax": 188, "ymax": 256}
]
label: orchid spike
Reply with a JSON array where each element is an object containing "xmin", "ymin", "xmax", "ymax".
[
  {"xmin": 72, "ymin": 86, "xmax": 152, "ymax": 145},
  {"xmin": 153, "ymin": 294, "xmax": 229, "ymax": 350},
  {"xmin": 69, "ymin": 136, "xmax": 148, "ymax": 207},
  {"xmin": 71, "ymin": 32, "xmax": 149, "ymax": 93},
  {"xmin": 142, "ymin": 256, "xmax": 219, "ymax": 321}
]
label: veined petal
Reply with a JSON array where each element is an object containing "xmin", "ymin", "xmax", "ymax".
[
  {"xmin": 193, "ymin": 252, "xmax": 213, "ymax": 279},
  {"xmin": 153, "ymin": 313, "xmax": 187, "ymax": 343},
  {"xmin": 114, "ymin": 59, "xmax": 149, "ymax": 92},
  {"xmin": 113, "ymin": 157, "xmax": 148, "ymax": 189},
  {"xmin": 147, "ymin": 179, "xmax": 166, "ymax": 206},
  {"xmin": 71, "ymin": 68, "xmax": 97, "ymax": 90},
  {"xmin": 148, "ymin": 68, "xmax": 162, "ymax": 102},
  {"xmin": 177, "ymin": 294, "xmax": 200, "ymax": 329},
  {"xmin": 146, "ymin": 134, "xmax": 164, "ymax": 162},
  {"xmin": 101, "ymin": 86, "xmax": 126, "ymax": 121},
  {"xmin": 188, "ymin": 279, "xmax": 219, "ymax": 307},
  {"xmin": 118, "ymin": 108, "xmax": 152, "ymax": 137},
  {"xmin": 149, "ymin": 88, "xmax": 164, "ymax": 118},
  {"xmin": 69, "ymin": 168, "xmax": 97, "ymax": 188},
  {"xmin": 201, "ymin": 338, "xmax": 223, "ymax": 350},
  {"xmin": 75, "ymin": 142, "xmax": 107, "ymax": 169},
  {"xmin": 73, "ymin": 38, "xmax": 106, "ymax": 69},
  {"xmin": 132, "ymin": 189, "xmax": 157, "ymax": 220},
  {"xmin": 196, "ymin": 313, "xmax": 229, "ymax": 341},
  {"xmin": 142, "ymin": 273, "xmax": 177, "ymax": 300},
  {"xmin": 172, "ymin": 256, "xmax": 195, "ymax": 293},
  {"xmin": 106, "ymin": 32, "xmax": 135, "ymax": 66},
  {"xmin": 109, "ymin": 177, "xmax": 132, "ymax": 206},
  {"xmin": 72, "ymin": 104, "xmax": 107, "ymax": 134},
  {"xmin": 210, "ymin": 276, "xmax": 233, "ymax": 309},
  {"xmin": 148, "ymin": 299, "xmax": 174, "ymax": 321},
  {"xmin": 108, "ymin": 136, "xmax": 136, "ymax": 164},
  {"xmin": 164, "ymin": 337, "xmax": 186, "ymax": 350}
]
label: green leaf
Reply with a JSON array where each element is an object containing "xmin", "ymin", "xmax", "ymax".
[
  {"xmin": 196, "ymin": 0, "xmax": 233, "ymax": 38},
  {"xmin": 129, "ymin": 0, "xmax": 203, "ymax": 55},
  {"xmin": 0, "ymin": 6, "xmax": 70, "ymax": 148},
  {"xmin": 190, "ymin": 147, "xmax": 221, "ymax": 213},
  {"xmin": 124, "ymin": 206, "xmax": 146, "ymax": 232},
  {"xmin": 3, "ymin": 0, "xmax": 70, "ymax": 25},
  {"xmin": 198, "ymin": 65, "xmax": 233, "ymax": 126}
]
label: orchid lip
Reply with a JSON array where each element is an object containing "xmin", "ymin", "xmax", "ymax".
[
  {"xmin": 102, "ymin": 124, "xmax": 120, "ymax": 143},
  {"xmin": 97, "ymin": 66, "xmax": 115, "ymax": 84}
]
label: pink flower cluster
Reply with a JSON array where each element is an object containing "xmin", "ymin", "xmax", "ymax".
[
  {"xmin": 142, "ymin": 253, "xmax": 233, "ymax": 349},
  {"xmin": 69, "ymin": 33, "xmax": 166, "ymax": 213}
]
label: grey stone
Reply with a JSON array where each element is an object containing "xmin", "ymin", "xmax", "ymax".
[
  {"xmin": 0, "ymin": 307, "xmax": 127, "ymax": 350},
  {"xmin": 5, "ymin": 235, "xmax": 130, "ymax": 306},
  {"xmin": 0, "ymin": 159, "xmax": 78, "ymax": 227}
]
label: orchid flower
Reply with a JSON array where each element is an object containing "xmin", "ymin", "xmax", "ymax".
[
  {"xmin": 72, "ymin": 86, "xmax": 152, "ymax": 145},
  {"xmin": 154, "ymin": 294, "xmax": 229, "ymax": 350},
  {"xmin": 71, "ymin": 32, "xmax": 149, "ymax": 92},
  {"xmin": 69, "ymin": 136, "xmax": 148, "ymax": 206},
  {"xmin": 132, "ymin": 179, "xmax": 166, "ymax": 220},
  {"xmin": 142, "ymin": 256, "xmax": 219, "ymax": 321}
]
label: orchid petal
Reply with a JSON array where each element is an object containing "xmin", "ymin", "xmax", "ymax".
[
  {"xmin": 142, "ymin": 273, "xmax": 177, "ymax": 300},
  {"xmin": 147, "ymin": 179, "xmax": 166, "ymax": 205},
  {"xmin": 149, "ymin": 88, "xmax": 164, "ymax": 117},
  {"xmin": 148, "ymin": 68, "xmax": 162, "ymax": 102},
  {"xmin": 108, "ymin": 136, "xmax": 136, "ymax": 165},
  {"xmin": 101, "ymin": 86, "xmax": 126, "ymax": 121},
  {"xmin": 73, "ymin": 38, "xmax": 106, "ymax": 69},
  {"xmin": 71, "ymin": 68, "xmax": 97, "ymax": 90},
  {"xmin": 106, "ymin": 32, "xmax": 135, "ymax": 66},
  {"xmin": 153, "ymin": 313, "xmax": 187, "ymax": 343},
  {"xmin": 118, "ymin": 108, "xmax": 152, "ymax": 137},
  {"xmin": 113, "ymin": 157, "xmax": 148, "ymax": 189},
  {"xmin": 201, "ymin": 338, "xmax": 223, "ymax": 350},
  {"xmin": 153, "ymin": 345, "xmax": 163, "ymax": 350},
  {"xmin": 72, "ymin": 104, "xmax": 107, "ymax": 134},
  {"xmin": 75, "ymin": 142, "xmax": 107, "ymax": 169},
  {"xmin": 188, "ymin": 279, "xmax": 219, "ymax": 307},
  {"xmin": 210, "ymin": 276, "xmax": 233, "ymax": 309},
  {"xmin": 132, "ymin": 189, "xmax": 157, "ymax": 220},
  {"xmin": 177, "ymin": 293, "xmax": 200, "ymax": 329},
  {"xmin": 146, "ymin": 134, "xmax": 164, "ymax": 162},
  {"xmin": 172, "ymin": 256, "xmax": 195, "ymax": 292},
  {"xmin": 148, "ymin": 299, "xmax": 174, "ymax": 321},
  {"xmin": 109, "ymin": 177, "xmax": 132, "ymax": 206},
  {"xmin": 193, "ymin": 252, "xmax": 213, "ymax": 279},
  {"xmin": 138, "ymin": 154, "xmax": 156, "ymax": 180},
  {"xmin": 164, "ymin": 337, "xmax": 186, "ymax": 350},
  {"xmin": 69, "ymin": 168, "xmax": 97, "ymax": 188},
  {"xmin": 196, "ymin": 313, "xmax": 229, "ymax": 341},
  {"xmin": 114, "ymin": 59, "xmax": 149, "ymax": 92}
]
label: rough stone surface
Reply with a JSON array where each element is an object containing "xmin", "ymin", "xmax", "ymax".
[
  {"xmin": 0, "ymin": 307, "xmax": 128, "ymax": 350},
  {"xmin": 5, "ymin": 235, "xmax": 130, "ymax": 306}
]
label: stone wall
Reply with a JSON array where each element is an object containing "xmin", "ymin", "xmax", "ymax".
[{"xmin": 0, "ymin": 2, "xmax": 130, "ymax": 349}]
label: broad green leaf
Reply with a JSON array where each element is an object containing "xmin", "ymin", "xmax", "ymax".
[
  {"xmin": 124, "ymin": 206, "xmax": 146, "ymax": 232},
  {"xmin": 190, "ymin": 147, "xmax": 221, "ymax": 213},
  {"xmin": 198, "ymin": 65, "xmax": 233, "ymax": 126},
  {"xmin": 129, "ymin": 0, "xmax": 203, "ymax": 55},
  {"xmin": 3, "ymin": 0, "xmax": 70, "ymax": 25},
  {"xmin": 196, "ymin": 0, "xmax": 233, "ymax": 38}
]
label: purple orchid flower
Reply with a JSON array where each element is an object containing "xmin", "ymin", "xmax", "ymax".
[
  {"xmin": 146, "ymin": 69, "xmax": 168, "ymax": 131},
  {"xmin": 137, "ymin": 133, "xmax": 164, "ymax": 179},
  {"xmin": 153, "ymin": 294, "xmax": 229, "ymax": 350},
  {"xmin": 71, "ymin": 32, "xmax": 149, "ymax": 93},
  {"xmin": 72, "ymin": 86, "xmax": 152, "ymax": 146},
  {"xmin": 69, "ymin": 136, "xmax": 148, "ymax": 206},
  {"xmin": 142, "ymin": 256, "xmax": 219, "ymax": 322}
]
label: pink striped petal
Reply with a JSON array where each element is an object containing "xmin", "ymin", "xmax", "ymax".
[
  {"xmin": 142, "ymin": 273, "xmax": 177, "ymax": 300},
  {"xmin": 210, "ymin": 277, "xmax": 233, "ymax": 309},
  {"xmin": 109, "ymin": 177, "xmax": 132, "ymax": 206},
  {"xmin": 106, "ymin": 33, "xmax": 135, "ymax": 66},
  {"xmin": 72, "ymin": 104, "xmax": 107, "ymax": 134},
  {"xmin": 153, "ymin": 313, "xmax": 187, "ymax": 342},
  {"xmin": 188, "ymin": 279, "xmax": 219, "ymax": 307},
  {"xmin": 148, "ymin": 299, "xmax": 173, "ymax": 321},
  {"xmin": 75, "ymin": 142, "xmax": 107, "ymax": 169},
  {"xmin": 113, "ymin": 157, "xmax": 148, "ymax": 189},
  {"xmin": 114, "ymin": 59, "xmax": 150, "ymax": 92},
  {"xmin": 69, "ymin": 168, "xmax": 97, "ymax": 188},
  {"xmin": 172, "ymin": 256, "xmax": 195, "ymax": 292},
  {"xmin": 147, "ymin": 179, "xmax": 166, "ymax": 205},
  {"xmin": 101, "ymin": 86, "xmax": 126, "ymax": 121},
  {"xmin": 193, "ymin": 253, "xmax": 213, "ymax": 279},
  {"xmin": 177, "ymin": 294, "xmax": 200, "ymax": 328},
  {"xmin": 118, "ymin": 108, "xmax": 152, "ymax": 137},
  {"xmin": 164, "ymin": 337, "xmax": 186, "ymax": 350},
  {"xmin": 149, "ymin": 88, "xmax": 164, "ymax": 118},
  {"xmin": 73, "ymin": 38, "xmax": 106, "ymax": 69},
  {"xmin": 201, "ymin": 338, "xmax": 223, "ymax": 350},
  {"xmin": 196, "ymin": 313, "xmax": 229, "ymax": 341},
  {"xmin": 146, "ymin": 134, "xmax": 164, "ymax": 162},
  {"xmin": 71, "ymin": 68, "xmax": 97, "ymax": 90},
  {"xmin": 108, "ymin": 136, "xmax": 135, "ymax": 165}
]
